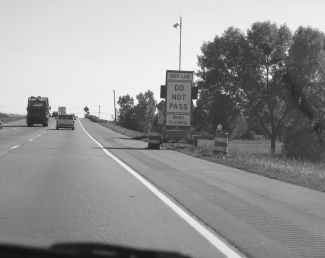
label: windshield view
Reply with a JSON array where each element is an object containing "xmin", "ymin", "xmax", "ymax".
[{"xmin": 0, "ymin": 1, "xmax": 324, "ymax": 258}]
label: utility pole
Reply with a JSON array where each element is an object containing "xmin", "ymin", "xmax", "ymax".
[
  {"xmin": 99, "ymin": 105, "xmax": 101, "ymax": 119},
  {"xmin": 113, "ymin": 90, "xmax": 116, "ymax": 123}
]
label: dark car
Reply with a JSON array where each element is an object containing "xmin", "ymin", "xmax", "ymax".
[{"xmin": 52, "ymin": 111, "xmax": 59, "ymax": 118}]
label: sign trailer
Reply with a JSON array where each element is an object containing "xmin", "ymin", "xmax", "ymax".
[{"xmin": 158, "ymin": 70, "xmax": 196, "ymax": 143}]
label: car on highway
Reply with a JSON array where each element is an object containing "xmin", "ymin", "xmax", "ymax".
[
  {"xmin": 56, "ymin": 114, "xmax": 75, "ymax": 130},
  {"xmin": 0, "ymin": 119, "xmax": 3, "ymax": 129},
  {"xmin": 52, "ymin": 111, "xmax": 59, "ymax": 118}
]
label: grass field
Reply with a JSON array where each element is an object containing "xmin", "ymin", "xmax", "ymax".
[
  {"xmin": 0, "ymin": 114, "xmax": 25, "ymax": 124},
  {"xmin": 97, "ymin": 120, "xmax": 325, "ymax": 192},
  {"xmin": 177, "ymin": 140, "xmax": 325, "ymax": 192},
  {"xmin": 99, "ymin": 121, "xmax": 146, "ymax": 139}
]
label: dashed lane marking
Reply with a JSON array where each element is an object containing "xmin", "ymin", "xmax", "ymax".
[
  {"xmin": 78, "ymin": 119, "xmax": 245, "ymax": 258},
  {"xmin": 1, "ymin": 130, "xmax": 47, "ymax": 156}
]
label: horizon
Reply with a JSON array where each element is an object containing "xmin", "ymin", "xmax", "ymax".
[{"xmin": 1, "ymin": 0, "xmax": 325, "ymax": 119}]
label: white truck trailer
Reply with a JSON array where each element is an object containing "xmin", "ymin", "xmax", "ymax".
[{"xmin": 58, "ymin": 106, "xmax": 66, "ymax": 115}]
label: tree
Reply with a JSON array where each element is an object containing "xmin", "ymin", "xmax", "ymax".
[
  {"xmin": 247, "ymin": 22, "xmax": 292, "ymax": 153},
  {"xmin": 134, "ymin": 90, "xmax": 156, "ymax": 132},
  {"xmin": 197, "ymin": 22, "xmax": 292, "ymax": 154},
  {"xmin": 282, "ymin": 26, "xmax": 325, "ymax": 160},
  {"xmin": 285, "ymin": 26, "xmax": 325, "ymax": 118},
  {"xmin": 192, "ymin": 99, "xmax": 208, "ymax": 132},
  {"xmin": 195, "ymin": 80, "xmax": 239, "ymax": 133},
  {"xmin": 117, "ymin": 94, "xmax": 137, "ymax": 130}
]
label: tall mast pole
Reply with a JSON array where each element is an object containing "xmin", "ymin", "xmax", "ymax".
[{"xmin": 179, "ymin": 16, "xmax": 182, "ymax": 71}]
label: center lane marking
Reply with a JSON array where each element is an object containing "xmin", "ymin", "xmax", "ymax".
[
  {"xmin": 78, "ymin": 120, "xmax": 244, "ymax": 258},
  {"xmin": 11, "ymin": 145, "xmax": 20, "ymax": 150}
]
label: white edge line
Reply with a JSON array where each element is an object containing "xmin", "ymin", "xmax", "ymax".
[
  {"xmin": 11, "ymin": 145, "xmax": 20, "ymax": 150},
  {"xmin": 78, "ymin": 119, "xmax": 244, "ymax": 258}
]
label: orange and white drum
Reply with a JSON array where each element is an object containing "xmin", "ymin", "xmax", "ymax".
[{"xmin": 214, "ymin": 132, "xmax": 228, "ymax": 154}]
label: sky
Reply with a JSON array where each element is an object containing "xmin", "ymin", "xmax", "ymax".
[{"xmin": 1, "ymin": 0, "xmax": 325, "ymax": 119}]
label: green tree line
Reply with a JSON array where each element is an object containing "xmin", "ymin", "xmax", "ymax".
[
  {"xmin": 117, "ymin": 90, "xmax": 156, "ymax": 133},
  {"xmin": 196, "ymin": 21, "xmax": 325, "ymax": 160},
  {"xmin": 117, "ymin": 21, "xmax": 325, "ymax": 160}
]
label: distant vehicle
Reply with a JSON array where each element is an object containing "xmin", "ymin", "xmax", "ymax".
[
  {"xmin": 56, "ymin": 114, "xmax": 75, "ymax": 130},
  {"xmin": 52, "ymin": 111, "xmax": 59, "ymax": 118},
  {"xmin": 72, "ymin": 114, "xmax": 77, "ymax": 120},
  {"xmin": 0, "ymin": 119, "xmax": 3, "ymax": 129},
  {"xmin": 26, "ymin": 96, "xmax": 50, "ymax": 127},
  {"xmin": 58, "ymin": 106, "xmax": 66, "ymax": 115}
]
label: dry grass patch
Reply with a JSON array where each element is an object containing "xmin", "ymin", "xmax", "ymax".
[
  {"xmin": 0, "ymin": 114, "xmax": 25, "ymax": 123},
  {"xmin": 175, "ymin": 140, "xmax": 325, "ymax": 192},
  {"xmin": 98, "ymin": 121, "xmax": 146, "ymax": 140},
  {"xmin": 90, "ymin": 120, "xmax": 325, "ymax": 192}
]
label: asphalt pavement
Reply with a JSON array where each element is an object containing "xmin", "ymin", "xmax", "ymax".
[
  {"xmin": 0, "ymin": 118, "xmax": 229, "ymax": 258},
  {"xmin": 0, "ymin": 118, "xmax": 324, "ymax": 258}
]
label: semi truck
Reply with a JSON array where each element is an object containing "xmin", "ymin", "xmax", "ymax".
[
  {"xmin": 26, "ymin": 96, "xmax": 50, "ymax": 127},
  {"xmin": 58, "ymin": 106, "xmax": 66, "ymax": 115}
]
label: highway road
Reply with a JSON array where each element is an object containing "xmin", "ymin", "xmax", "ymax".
[{"xmin": 0, "ymin": 118, "xmax": 325, "ymax": 258}]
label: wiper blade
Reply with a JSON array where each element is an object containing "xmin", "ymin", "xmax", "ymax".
[{"xmin": 0, "ymin": 242, "xmax": 191, "ymax": 258}]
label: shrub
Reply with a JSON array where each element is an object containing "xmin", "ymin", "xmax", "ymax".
[
  {"xmin": 282, "ymin": 124, "xmax": 325, "ymax": 161},
  {"xmin": 229, "ymin": 114, "xmax": 248, "ymax": 139},
  {"xmin": 198, "ymin": 146, "xmax": 213, "ymax": 157},
  {"xmin": 242, "ymin": 130, "xmax": 256, "ymax": 140},
  {"xmin": 85, "ymin": 114, "xmax": 99, "ymax": 122}
]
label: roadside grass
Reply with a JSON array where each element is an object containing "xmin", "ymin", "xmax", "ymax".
[
  {"xmin": 0, "ymin": 114, "xmax": 25, "ymax": 123},
  {"xmin": 98, "ymin": 121, "xmax": 147, "ymax": 140},
  {"xmin": 177, "ymin": 141, "xmax": 325, "ymax": 192},
  {"xmin": 95, "ymin": 120, "xmax": 325, "ymax": 192}
]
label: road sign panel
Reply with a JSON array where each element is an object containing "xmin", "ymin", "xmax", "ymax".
[
  {"xmin": 157, "ymin": 100, "xmax": 166, "ymax": 111},
  {"xmin": 165, "ymin": 70, "xmax": 193, "ymax": 128},
  {"xmin": 166, "ymin": 114, "xmax": 190, "ymax": 126},
  {"xmin": 166, "ymin": 81, "xmax": 191, "ymax": 113},
  {"xmin": 166, "ymin": 71, "xmax": 193, "ymax": 82}
]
